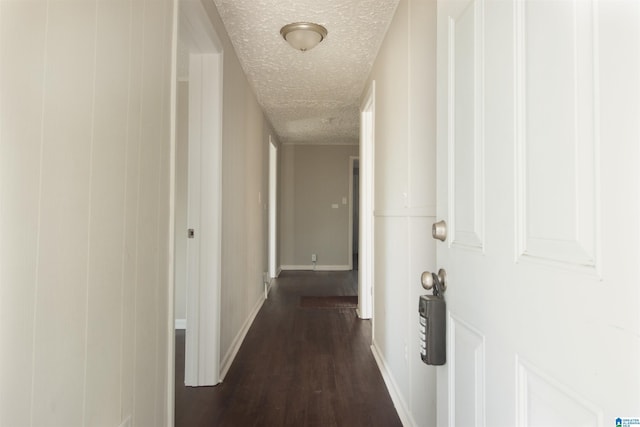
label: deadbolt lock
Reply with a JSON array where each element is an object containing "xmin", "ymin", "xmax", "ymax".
[{"xmin": 432, "ymin": 220, "xmax": 447, "ymax": 242}]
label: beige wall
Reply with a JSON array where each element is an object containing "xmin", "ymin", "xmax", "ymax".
[
  {"xmin": 279, "ymin": 144, "xmax": 296, "ymax": 266},
  {"xmin": 364, "ymin": 0, "xmax": 438, "ymax": 425},
  {"xmin": 200, "ymin": 0, "xmax": 276, "ymax": 367},
  {"xmin": 279, "ymin": 144, "xmax": 359, "ymax": 269},
  {"xmin": 0, "ymin": 0, "xmax": 173, "ymax": 425}
]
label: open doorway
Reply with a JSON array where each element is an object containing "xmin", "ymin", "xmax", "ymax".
[
  {"xmin": 173, "ymin": 0, "xmax": 223, "ymax": 387},
  {"xmin": 358, "ymin": 81, "xmax": 375, "ymax": 320},
  {"xmin": 348, "ymin": 157, "xmax": 360, "ymax": 271},
  {"xmin": 268, "ymin": 137, "xmax": 278, "ymax": 286}
]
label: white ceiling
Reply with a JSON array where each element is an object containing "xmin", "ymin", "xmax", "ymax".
[{"xmin": 211, "ymin": 0, "xmax": 400, "ymax": 145}]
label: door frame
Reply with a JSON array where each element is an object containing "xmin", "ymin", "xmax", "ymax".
[
  {"xmin": 347, "ymin": 156, "xmax": 359, "ymax": 271},
  {"xmin": 268, "ymin": 136, "xmax": 278, "ymax": 280},
  {"xmin": 358, "ymin": 81, "xmax": 375, "ymax": 320},
  {"xmin": 170, "ymin": 0, "xmax": 224, "ymax": 391},
  {"xmin": 168, "ymin": 1, "xmax": 179, "ymax": 422}
]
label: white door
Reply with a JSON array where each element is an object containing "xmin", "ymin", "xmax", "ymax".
[
  {"xmin": 180, "ymin": 0, "xmax": 224, "ymax": 387},
  {"xmin": 436, "ymin": 1, "xmax": 639, "ymax": 426},
  {"xmin": 184, "ymin": 52, "xmax": 223, "ymax": 387}
]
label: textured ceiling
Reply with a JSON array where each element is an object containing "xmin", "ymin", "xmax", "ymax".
[{"xmin": 211, "ymin": 0, "xmax": 399, "ymax": 145}]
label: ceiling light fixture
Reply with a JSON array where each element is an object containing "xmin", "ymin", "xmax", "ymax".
[{"xmin": 280, "ymin": 22, "xmax": 328, "ymax": 52}]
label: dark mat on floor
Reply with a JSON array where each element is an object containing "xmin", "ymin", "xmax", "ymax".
[{"xmin": 300, "ymin": 295, "xmax": 358, "ymax": 309}]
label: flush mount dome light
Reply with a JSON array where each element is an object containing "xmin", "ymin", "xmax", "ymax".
[{"xmin": 280, "ymin": 22, "xmax": 328, "ymax": 52}]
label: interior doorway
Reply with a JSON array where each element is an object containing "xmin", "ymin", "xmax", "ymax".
[
  {"xmin": 173, "ymin": 0, "xmax": 224, "ymax": 387},
  {"xmin": 268, "ymin": 137, "xmax": 278, "ymax": 284},
  {"xmin": 348, "ymin": 157, "xmax": 360, "ymax": 271},
  {"xmin": 358, "ymin": 82, "xmax": 375, "ymax": 320}
]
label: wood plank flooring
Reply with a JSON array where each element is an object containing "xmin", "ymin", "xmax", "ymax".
[{"xmin": 175, "ymin": 270, "xmax": 402, "ymax": 427}]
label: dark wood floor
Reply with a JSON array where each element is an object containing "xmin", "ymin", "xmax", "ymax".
[{"xmin": 175, "ymin": 270, "xmax": 402, "ymax": 427}]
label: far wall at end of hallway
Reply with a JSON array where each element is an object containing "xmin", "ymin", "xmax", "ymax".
[{"xmin": 279, "ymin": 144, "xmax": 359, "ymax": 268}]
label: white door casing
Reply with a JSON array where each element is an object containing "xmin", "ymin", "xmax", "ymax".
[
  {"xmin": 268, "ymin": 137, "xmax": 278, "ymax": 280},
  {"xmin": 181, "ymin": 0, "xmax": 223, "ymax": 387},
  {"xmin": 359, "ymin": 82, "xmax": 376, "ymax": 320},
  {"xmin": 348, "ymin": 156, "xmax": 359, "ymax": 271},
  {"xmin": 436, "ymin": 1, "xmax": 640, "ymax": 426}
]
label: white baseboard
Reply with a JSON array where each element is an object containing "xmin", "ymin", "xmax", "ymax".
[
  {"xmin": 276, "ymin": 267, "xmax": 282, "ymax": 277},
  {"xmin": 264, "ymin": 277, "xmax": 274, "ymax": 299},
  {"xmin": 280, "ymin": 265, "xmax": 351, "ymax": 271},
  {"xmin": 356, "ymin": 308, "xmax": 369, "ymax": 320},
  {"xmin": 118, "ymin": 415, "xmax": 132, "ymax": 427},
  {"xmin": 219, "ymin": 294, "xmax": 265, "ymax": 381},
  {"xmin": 174, "ymin": 319, "xmax": 186, "ymax": 330},
  {"xmin": 370, "ymin": 342, "xmax": 418, "ymax": 427}
]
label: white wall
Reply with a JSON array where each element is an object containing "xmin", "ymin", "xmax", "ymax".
[
  {"xmin": 0, "ymin": 0, "xmax": 174, "ymax": 425},
  {"xmin": 262, "ymin": 124, "xmax": 275, "ymax": 279},
  {"xmin": 364, "ymin": 0, "xmax": 438, "ymax": 426},
  {"xmin": 174, "ymin": 81, "xmax": 189, "ymax": 323},
  {"xmin": 199, "ymin": 0, "xmax": 276, "ymax": 369},
  {"xmin": 279, "ymin": 144, "xmax": 359, "ymax": 269}
]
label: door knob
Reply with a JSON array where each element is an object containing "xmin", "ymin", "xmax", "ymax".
[
  {"xmin": 421, "ymin": 268, "xmax": 447, "ymax": 294},
  {"xmin": 432, "ymin": 220, "xmax": 447, "ymax": 241}
]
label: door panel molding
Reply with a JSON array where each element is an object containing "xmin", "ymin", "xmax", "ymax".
[
  {"xmin": 447, "ymin": 0, "xmax": 485, "ymax": 252},
  {"xmin": 449, "ymin": 313, "xmax": 486, "ymax": 427},
  {"xmin": 515, "ymin": 357, "xmax": 603, "ymax": 427},
  {"xmin": 514, "ymin": 0, "xmax": 601, "ymax": 275}
]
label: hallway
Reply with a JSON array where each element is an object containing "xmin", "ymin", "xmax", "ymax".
[{"xmin": 175, "ymin": 271, "xmax": 402, "ymax": 427}]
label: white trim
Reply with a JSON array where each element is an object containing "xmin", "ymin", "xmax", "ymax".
[
  {"xmin": 263, "ymin": 273, "xmax": 274, "ymax": 299},
  {"xmin": 268, "ymin": 138, "xmax": 278, "ymax": 278},
  {"xmin": 370, "ymin": 342, "xmax": 418, "ymax": 427},
  {"xmin": 266, "ymin": 278, "xmax": 274, "ymax": 295},
  {"xmin": 374, "ymin": 206, "xmax": 437, "ymax": 218},
  {"xmin": 359, "ymin": 81, "xmax": 375, "ymax": 320},
  {"xmin": 280, "ymin": 265, "xmax": 352, "ymax": 272},
  {"xmin": 167, "ymin": 1, "xmax": 179, "ymax": 424},
  {"xmin": 179, "ymin": 0, "xmax": 223, "ymax": 53},
  {"xmin": 174, "ymin": 319, "xmax": 187, "ymax": 330},
  {"xmin": 118, "ymin": 415, "xmax": 132, "ymax": 427},
  {"xmin": 219, "ymin": 295, "xmax": 266, "ymax": 380},
  {"xmin": 281, "ymin": 140, "xmax": 359, "ymax": 146},
  {"xmin": 181, "ymin": 0, "xmax": 224, "ymax": 388},
  {"xmin": 348, "ymin": 156, "xmax": 359, "ymax": 271},
  {"xmin": 184, "ymin": 52, "xmax": 223, "ymax": 387}
]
